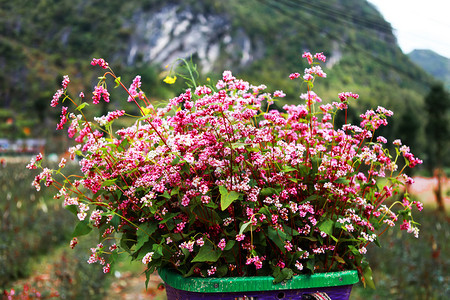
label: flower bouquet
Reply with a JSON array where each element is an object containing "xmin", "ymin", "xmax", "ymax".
[{"xmin": 28, "ymin": 52, "xmax": 423, "ymax": 290}]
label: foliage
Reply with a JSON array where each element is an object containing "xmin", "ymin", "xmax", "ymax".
[
  {"xmin": 352, "ymin": 207, "xmax": 449, "ymax": 299},
  {"xmin": 0, "ymin": 161, "xmax": 73, "ymax": 288},
  {"xmin": 0, "ymin": 0, "xmax": 433, "ymax": 162},
  {"xmin": 29, "ymin": 52, "xmax": 423, "ymax": 287},
  {"xmin": 424, "ymin": 83, "xmax": 450, "ymax": 171},
  {"xmin": 408, "ymin": 49, "xmax": 450, "ymax": 90}
]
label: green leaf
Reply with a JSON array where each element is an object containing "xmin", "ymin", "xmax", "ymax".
[
  {"xmin": 192, "ymin": 242, "xmax": 221, "ymax": 262},
  {"xmin": 135, "ymin": 223, "xmax": 158, "ymax": 251},
  {"xmin": 76, "ymin": 102, "xmax": 89, "ymax": 111},
  {"xmin": 318, "ymin": 219, "xmax": 334, "ymax": 236},
  {"xmin": 268, "ymin": 226, "xmax": 288, "ymax": 253},
  {"xmin": 219, "ymin": 186, "xmax": 240, "ymax": 210},
  {"xmin": 334, "ymin": 177, "xmax": 350, "ymax": 185},
  {"xmin": 65, "ymin": 205, "xmax": 78, "ymax": 216},
  {"xmin": 72, "ymin": 220, "xmax": 92, "ymax": 237},
  {"xmin": 273, "ymin": 268, "xmax": 294, "ymax": 284},
  {"xmin": 239, "ymin": 220, "xmax": 253, "ymax": 235},
  {"xmin": 224, "ymin": 240, "xmax": 236, "ymax": 251},
  {"xmin": 216, "ymin": 265, "xmax": 228, "ymax": 277},
  {"xmin": 306, "ymin": 257, "xmax": 316, "ymax": 273},
  {"xmin": 282, "ymin": 166, "xmax": 297, "ymax": 172},
  {"xmin": 114, "ymin": 76, "xmax": 121, "ymax": 88},
  {"xmin": 362, "ymin": 265, "xmax": 376, "ymax": 289},
  {"xmin": 260, "ymin": 187, "xmax": 278, "ymax": 196},
  {"xmin": 101, "ymin": 179, "xmax": 116, "ymax": 187},
  {"xmin": 333, "ymin": 255, "xmax": 346, "ymax": 264},
  {"xmin": 171, "ymin": 155, "xmax": 180, "ymax": 166},
  {"xmin": 110, "ymin": 214, "xmax": 120, "ymax": 230}
]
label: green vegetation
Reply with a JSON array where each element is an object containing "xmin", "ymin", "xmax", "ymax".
[
  {"xmin": 0, "ymin": 161, "xmax": 110, "ymax": 297},
  {"xmin": 352, "ymin": 206, "xmax": 449, "ymax": 299},
  {"xmin": 0, "ymin": 0, "xmax": 435, "ymax": 164},
  {"xmin": 408, "ymin": 49, "xmax": 450, "ymax": 90}
]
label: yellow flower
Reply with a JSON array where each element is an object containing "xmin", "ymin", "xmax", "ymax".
[
  {"xmin": 163, "ymin": 75, "xmax": 177, "ymax": 84},
  {"xmin": 141, "ymin": 107, "xmax": 152, "ymax": 116}
]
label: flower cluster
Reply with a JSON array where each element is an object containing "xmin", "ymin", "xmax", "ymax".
[{"xmin": 30, "ymin": 53, "xmax": 422, "ymax": 285}]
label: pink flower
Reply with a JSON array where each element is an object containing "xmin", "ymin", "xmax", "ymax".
[
  {"xmin": 218, "ymin": 238, "xmax": 226, "ymax": 251},
  {"xmin": 62, "ymin": 75, "xmax": 70, "ymax": 89},
  {"xmin": 314, "ymin": 52, "xmax": 326, "ymax": 62},
  {"xmin": 236, "ymin": 234, "xmax": 245, "ymax": 241},
  {"xmin": 56, "ymin": 106, "xmax": 69, "ymax": 130},
  {"xmin": 70, "ymin": 237, "xmax": 78, "ymax": 249},
  {"xmin": 103, "ymin": 263, "xmax": 111, "ymax": 273},
  {"xmin": 51, "ymin": 89, "xmax": 64, "ymax": 107},
  {"xmin": 207, "ymin": 266, "xmax": 217, "ymax": 276},
  {"xmin": 338, "ymin": 92, "xmax": 359, "ymax": 102},
  {"xmin": 91, "ymin": 58, "xmax": 109, "ymax": 69},
  {"xmin": 302, "ymin": 52, "xmax": 313, "ymax": 65},
  {"xmin": 92, "ymin": 86, "xmax": 110, "ymax": 104},
  {"xmin": 289, "ymin": 72, "xmax": 300, "ymax": 80},
  {"xmin": 400, "ymin": 220, "xmax": 410, "ymax": 231},
  {"xmin": 273, "ymin": 90, "xmax": 286, "ymax": 98}
]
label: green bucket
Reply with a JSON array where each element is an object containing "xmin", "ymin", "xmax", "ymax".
[{"xmin": 159, "ymin": 268, "xmax": 359, "ymax": 299}]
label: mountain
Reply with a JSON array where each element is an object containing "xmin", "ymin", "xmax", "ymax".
[
  {"xmin": 408, "ymin": 49, "xmax": 450, "ymax": 90},
  {"xmin": 0, "ymin": 0, "xmax": 433, "ymax": 155}
]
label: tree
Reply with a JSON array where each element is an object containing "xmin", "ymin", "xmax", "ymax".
[{"xmin": 424, "ymin": 83, "xmax": 450, "ymax": 211}]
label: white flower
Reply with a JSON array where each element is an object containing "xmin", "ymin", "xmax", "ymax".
[{"xmin": 142, "ymin": 252, "xmax": 154, "ymax": 264}]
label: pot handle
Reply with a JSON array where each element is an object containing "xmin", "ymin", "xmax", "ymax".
[{"xmin": 302, "ymin": 292, "xmax": 331, "ymax": 300}]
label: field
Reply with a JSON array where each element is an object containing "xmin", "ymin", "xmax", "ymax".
[{"xmin": 1, "ymin": 158, "xmax": 448, "ymax": 299}]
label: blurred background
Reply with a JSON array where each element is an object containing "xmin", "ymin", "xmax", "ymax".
[{"xmin": 1, "ymin": 0, "xmax": 448, "ymax": 299}]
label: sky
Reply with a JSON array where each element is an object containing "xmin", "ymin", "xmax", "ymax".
[{"xmin": 367, "ymin": 0, "xmax": 450, "ymax": 59}]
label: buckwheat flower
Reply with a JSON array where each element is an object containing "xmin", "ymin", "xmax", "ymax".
[
  {"xmin": 314, "ymin": 52, "xmax": 326, "ymax": 62},
  {"xmin": 201, "ymin": 195, "xmax": 210, "ymax": 204},
  {"xmin": 58, "ymin": 157, "xmax": 67, "ymax": 168},
  {"xmin": 103, "ymin": 263, "xmax": 111, "ymax": 273},
  {"xmin": 180, "ymin": 240, "xmax": 195, "ymax": 252},
  {"xmin": 344, "ymin": 224, "xmax": 354, "ymax": 232},
  {"xmin": 400, "ymin": 220, "xmax": 410, "ymax": 231},
  {"xmin": 79, "ymin": 91, "xmax": 85, "ymax": 98},
  {"xmin": 289, "ymin": 72, "xmax": 300, "ymax": 80},
  {"xmin": 92, "ymin": 86, "xmax": 110, "ymax": 104},
  {"xmin": 196, "ymin": 237, "xmax": 205, "ymax": 247},
  {"xmin": 413, "ymin": 200, "xmax": 424, "ymax": 211},
  {"xmin": 142, "ymin": 252, "xmax": 154, "ymax": 264},
  {"xmin": 222, "ymin": 70, "xmax": 235, "ymax": 82},
  {"xmin": 109, "ymin": 244, "xmax": 117, "ymax": 251},
  {"xmin": 56, "ymin": 106, "xmax": 69, "ymax": 130},
  {"xmin": 276, "ymin": 260, "xmax": 285, "ymax": 268},
  {"xmin": 61, "ymin": 75, "xmax": 70, "ymax": 89},
  {"xmin": 70, "ymin": 237, "xmax": 78, "ymax": 249},
  {"xmin": 236, "ymin": 234, "xmax": 245, "ymax": 241},
  {"xmin": 338, "ymin": 92, "xmax": 359, "ymax": 102},
  {"xmin": 284, "ymin": 241, "xmax": 293, "ymax": 251},
  {"xmin": 77, "ymin": 212, "xmax": 87, "ymax": 221},
  {"xmin": 295, "ymin": 260, "xmax": 303, "ymax": 271},
  {"xmin": 51, "ymin": 88, "xmax": 64, "ymax": 107},
  {"xmin": 302, "ymin": 52, "xmax": 313, "ymax": 64},
  {"xmin": 377, "ymin": 136, "xmax": 387, "ymax": 144},
  {"xmin": 273, "ymin": 90, "xmax": 286, "ymax": 98},
  {"xmin": 303, "ymin": 73, "xmax": 314, "ymax": 81},
  {"xmin": 359, "ymin": 247, "xmax": 367, "ymax": 254},
  {"xmin": 166, "ymin": 237, "xmax": 173, "ymax": 244},
  {"xmin": 218, "ymin": 238, "xmax": 226, "ymax": 251},
  {"xmin": 393, "ymin": 139, "xmax": 402, "ymax": 146},
  {"xmin": 207, "ymin": 266, "xmax": 217, "ymax": 276},
  {"xmin": 26, "ymin": 153, "xmax": 43, "ymax": 169},
  {"xmin": 409, "ymin": 226, "xmax": 420, "ymax": 238},
  {"xmin": 91, "ymin": 58, "xmax": 109, "ymax": 69}
]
